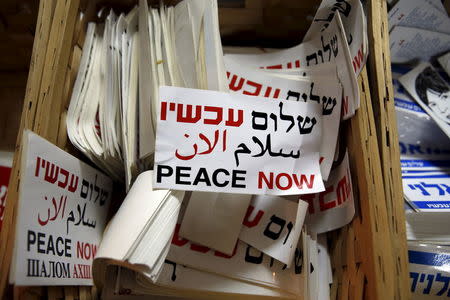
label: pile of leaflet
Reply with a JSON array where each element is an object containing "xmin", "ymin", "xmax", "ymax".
[
  {"xmin": 66, "ymin": 0, "xmax": 369, "ymax": 299},
  {"xmin": 389, "ymin": 0, "xmax": 450, "ymax": 298}
]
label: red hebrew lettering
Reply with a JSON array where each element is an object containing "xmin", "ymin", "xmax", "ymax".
[
  {"xmin": 190, "ymin": 243, "xmax": 210, "ymax": 253},
  {"xmin": 293, "ymin": 174, "xmax": 315, "ymax": 189},
  {"xmin": 287, "ymin": 62, "xmax": 292, "ymax": 69},
  {"xmin": 352, "ymin": 44, "xmax": 364, "ymax": 73},
  {"xmin": 229, "ymin": 74, "xmax": 245, "ymax": 91},
  {"xmin": 336, "ymin": 174, "xmax": 351, "ymax": 205},
  {"xmin": 171, "ymin": 224, "xmax": 189, "ymax": 247},
  {"xmin": 58, "ymin": 168, "xmax": 69, "ymax": 188},
  {"xmin": 319, "ymin": 186, "xmax": 336, "ymax": 211},
  {"xmin": 273, "ymin": 89, "xmax": 280, "ymax": 99},
  {"xmin": 95, "ymin": 112, "xmax": 101, "ymax": 137},
  {"xmin": 44, "ymin": 161, "xmax": 59, "ymax": 184},
  {"xmin": 300, "ymin": 194, "xmax": 316, "ymax": 214},
  {"xmin": 319, "ymin": 157, "xmax": 324, "ymax": 164},
  {"xmin": 68, "ymin": 174, "xmax": 78, "ymax": 193},
  {"xmin": 160, "ymin": 102, "xmax": 168, "ymax": 120},
  {"xmin": 242, "ymin": 205, "xmax": 264, "ymax": 228},
  {"xmin": 177, "ymin": 104, "xmax": 202, "ymax": 123},
  {"xmin": 262, "ymin": 86, "xmax": 280, "ymax": 99},
  {"xmin": 295, "ymin": 60, "xmax": 300, "ymax": 68},
  {"xmin": 225, "ymin": 109, "xmax": 243, "ymax": 127},
  {"xmin": 243, "ymin": 80, "xmax": 262, "ymax": 96},
  {"xmin": 35, "ymin": 157, "xmax": 42, "ymax": 177},
  {"xmin": 265, "ymin": 64, "xmax": 283, "ymax": 69},
  {"xmin": 214, "ymin": 242, "xmax": 238, "ymax": 259},
  {"xmin": 258, "ymin": 172, "xmax": 273, "ymax": 189},
  {"xmin": 203, "ymin": 106, "xmax": 223, "ymax": 125},
  {"xmin": 342, "ymin": 96, "xmax": 349, "ymax": 117}
]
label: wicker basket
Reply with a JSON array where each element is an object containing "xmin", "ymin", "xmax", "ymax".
[{"xmin": 0, "ymin": 0, "xmax": 410, "ymax": 299}]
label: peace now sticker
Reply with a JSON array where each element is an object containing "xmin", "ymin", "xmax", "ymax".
[
  {"xmin": 154, "ymin": 86, "xmax": 325, "ymax": 195},
  {"xmin": 11, "ymin": 131, "xmax": 112, "ymax": 286}
]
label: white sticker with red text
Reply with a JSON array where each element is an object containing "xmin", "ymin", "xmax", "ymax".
[
  {"xmin": 154, "ymin": 86, "xmax": 325, "ymax": 195},
  {"xmin": 224, "ymin": 14, "xmax": 358, "ymax": 120},
  {"xmin": 226, "ymin": 61, "xmax": 342, "ymax": 181},
  {"xmin": 239, "ymin": 195, "xmax": 308, "ymax": 266},
  {"xmin": 301, "ymin": 150, "xmax": 355, "ymax": 233},
  {"xmin": 303, "ymin": 0, "xmax": 368, "ymax": 78},
  {"xmin": 11, "ymin": 131, "xmax": 112, "ymax": 285}
]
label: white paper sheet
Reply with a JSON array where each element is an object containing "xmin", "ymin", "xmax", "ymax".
[
  {"xmin": 224, "ymin": 13, "xmax": 358, "ymax": 120},
  {"xmin": 179, "ymin": 192, "xmax": 251, "ymax": 255},
  {"xmin": 390, "ymin": 27, "xmax": 450, "ymax": 64},
  {"xmin": 389, "ymin": 0, "xmax": 450, "ymax": 35},
  {"xmin": 167, "ymin": 233, "xmax": 304, "ymax": 296},
  {"xmin": 301, "ymin": 150, "xmax": 355, "ymax": 234},
  {"xmin": 154, "ymin": 86, "xmax": 325, "ymax": 195},
  {"xmin": 317, "ymin": 234, "xmax": 332, "ymax": 300},
  {"xmin": 11, "ymin": 131, "xmax": 112, "ymax": 285},
  {"xmin": 239, "ymin": 195, "xmax": 308, "ymax": 265},
  {"xmin": 402, "ymin": 171, "xmax": 450, "ymax": 212},
  {"xmin": 225, "ymin": 61, "xmax": 342, "ymax": 181},
  {"xmin": 138, "ymin": 0, "xmax": 156, "ymax": 159},
  {"xmin": 303, "ymin": 0, "xmax": 368, "ymax": 76},
  {"xmin": 116, "ymin": 265, "xmax": 299, "ymax": 298}
]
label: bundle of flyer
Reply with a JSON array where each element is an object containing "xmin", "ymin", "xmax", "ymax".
[
  {"xmin": 389, "ymin": 0, "xmax": 450, "ymax": 243},
  {"xmin": 389, "ymin": 2, "xmax": 450, "ymax": 298},
  {"xmin": 62, "ymin": 0, "xmax": 369, "ymax": 298}
]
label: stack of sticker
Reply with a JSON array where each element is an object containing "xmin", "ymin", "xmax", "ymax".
[
  {"xmin": 389, "ymin": 2, "xmax": 450, "ymax": 242},
  {"xmin": 63, "ymin": 0, "xmax": 371, "ymax": 298},
  {"xmin": 389, "ymin": 1, "xmax": 450, "ymax": 298},
  {"xmin": 67, "ymin": 0, "xmax": 227, "ymax": 187}
]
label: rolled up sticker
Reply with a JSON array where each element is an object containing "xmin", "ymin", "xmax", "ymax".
[
  {"xmin": 226, "ymin": 61, "xmax": 342, "ymax": 181},
  {"xmin": 154, "ymin": 86, "xmax": 325, "ymax": 195},
  {"xmin": 179, "ymin": 192, "xmax": 252, "ymax": 255},
  {"xmin": 300, "ymin": 150, "xmax": 355, "ymax": 234},
  {"xmin": 224, "ymin": 13, "xmax": 358, "ymax": 120},
  {"xmin": 239, "ymin": 195, "xmax": 308, "ymax": 266}
]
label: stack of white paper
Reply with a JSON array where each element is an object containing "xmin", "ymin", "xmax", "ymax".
[
  {"xmin": 94, "ymin": 171, "xmax": 184, "ymax": 285},
  {"xmin": 67, "ymin": 0, "xmax": 226, "ymax": 189},
  {"xmin": 95, "ymin": 175, "xmax": 311, "ymax": 299}
]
